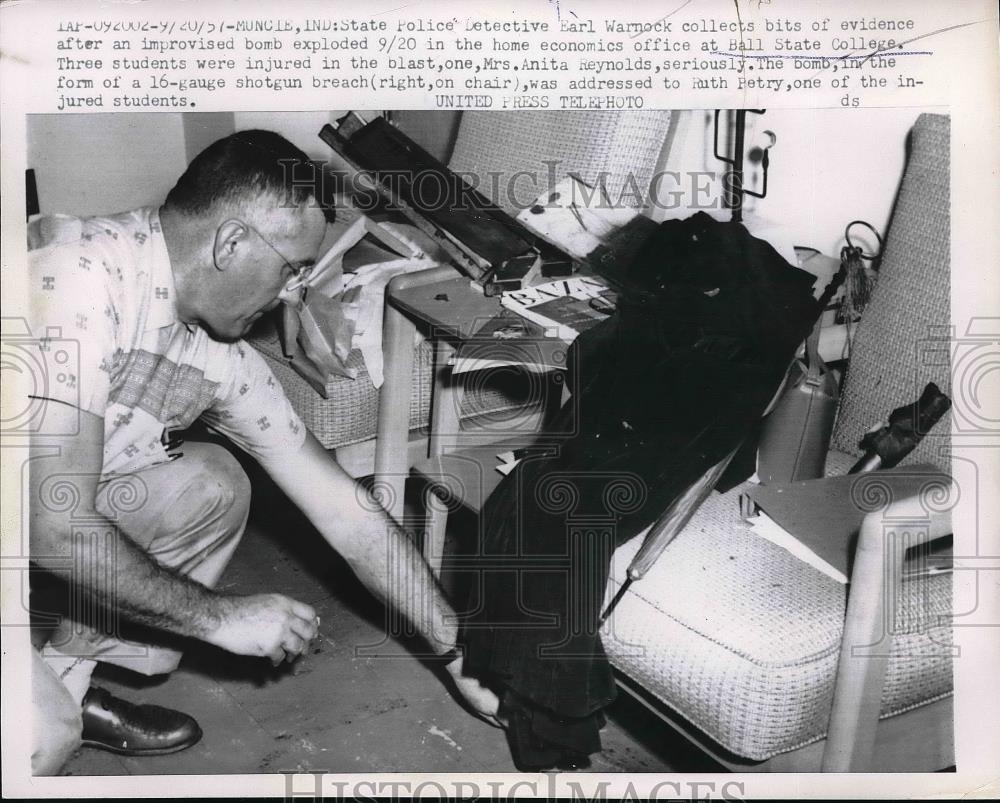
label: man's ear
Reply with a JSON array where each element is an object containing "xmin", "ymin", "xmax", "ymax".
[{"xmin": 213, "ymin": 219, "xmax": 247, "ymax": 271}]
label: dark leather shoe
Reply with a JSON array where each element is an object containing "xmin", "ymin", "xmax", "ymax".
[{"xmin": 80, "ymin": 687, "xmax": 202, "ymax": 756}]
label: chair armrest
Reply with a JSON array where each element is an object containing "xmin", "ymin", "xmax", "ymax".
[
  {"xmin": 386, "ymin": 264, "xmax": 463, "ymax": 296},
  {"xmin": 822, "ymin": 489, "xmax": 953, "ymax": 771}
]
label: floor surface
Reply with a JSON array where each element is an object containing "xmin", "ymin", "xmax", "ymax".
[{"xmin": 59, "ymin": 455, "xmax": 721, "ymax": 776}]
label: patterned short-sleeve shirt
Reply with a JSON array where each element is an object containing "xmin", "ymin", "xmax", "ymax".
[{"xmin": 29, "ymin": 206, "xmax": 306, "ymax": 477}]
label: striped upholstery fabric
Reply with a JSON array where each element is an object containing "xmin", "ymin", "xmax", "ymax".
[
  {"xmin": 830, "ymin": 113, "xmax": 951, "ymax": 470},
  {"xmin": 449, "ymin": 111, "xmax": 674, "ymax": 215},
  {"xmin": 602, "ymin": 114, "xmax": 953, "ymax": 761}
]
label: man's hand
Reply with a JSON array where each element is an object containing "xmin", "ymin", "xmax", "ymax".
[
  {"xmin": 204, "ymin": 593, "xmax": 319, "ymax": 666},
  {"xmin": 444, "ymin": 654, "xmax": 503, "ymax": 728}
]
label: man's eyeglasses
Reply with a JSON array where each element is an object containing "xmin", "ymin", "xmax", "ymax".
[{"xmin": 244, "ymin": 222, "xmax": 314, "ymax": 293}]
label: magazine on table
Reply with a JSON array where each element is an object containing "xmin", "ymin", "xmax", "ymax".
[
  {"xmin": 499, "ymin": 275, "xmax": 618, "ymax": 343},
  {"xmin": 452, "ymin": 276, "xmax": 617, "ymax": 374}
]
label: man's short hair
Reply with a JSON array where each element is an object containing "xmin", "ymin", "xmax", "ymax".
[{"xmin": 165, "ymin": 129, "xmax": 320, "ymax": 217}]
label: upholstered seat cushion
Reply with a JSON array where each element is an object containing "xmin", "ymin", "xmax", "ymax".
[{"xmin": 601, "ymin": 450, "xmax": 952, "ymax": 761}]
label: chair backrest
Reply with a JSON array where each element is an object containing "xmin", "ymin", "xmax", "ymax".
[
  {"xmin": 830, "ymin": 113, "xmax": 951, "ymax": 471},
  {"xmin": 448, "ymin": 111, "xmax": 675, "ymax": 216}
]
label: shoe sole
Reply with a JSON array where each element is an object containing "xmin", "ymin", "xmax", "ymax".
[{"xmin": 80, "ymin": 736, "xmax": 201, "ymax": 757}]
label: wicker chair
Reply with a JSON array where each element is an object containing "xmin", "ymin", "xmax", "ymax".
[
  {"xmin": 247, "ymin": 111, "xmax": 678, "ymax": 477},
  {"xmin": 418, "ymin": 113, "xmax": 955, "ymax": 771}
]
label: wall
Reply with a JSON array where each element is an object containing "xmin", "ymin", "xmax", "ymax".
[
  {"xmin": 233, "ymin": 111, "xmax": 346, "ymax": 160},
  {"xmin": 26, "ymin": 111, "xmax": 342, "ymax": 217},
  {"xmin": 666, "ymin": 108, "xmax": 926, "ymax": 256},
  {"xmin": 747, "ymin": 107, "xmax": 926, "ymax": 255},
  {"xmin": 183, "ymin": 112, "xmax": 236, "ymax": 163},
  {"xmin": 27, "ymin": 113, "xmax": 188, "ymax": 217}
]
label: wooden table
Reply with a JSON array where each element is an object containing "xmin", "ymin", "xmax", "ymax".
[{"xmin": 373, "ymin": 266, "xmax": 559, "ymax": 522}]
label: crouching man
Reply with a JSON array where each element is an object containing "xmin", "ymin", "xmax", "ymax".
[{"xmin": 28, "ymin": 130, "xmax": 498, "ymax": 775}]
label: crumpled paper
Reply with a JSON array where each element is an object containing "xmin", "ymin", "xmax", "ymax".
[{"xmin": 280, "ymin": 216, "xmax": 442, "ymax": 391}]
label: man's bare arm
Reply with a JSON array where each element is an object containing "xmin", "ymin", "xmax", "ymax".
[
  {"xmin": 260, "ymin": 431, "xmax": 457, "ymax": 652},
  {"xmin": 29, "ymin": 403, "xmax": 318, "ymax": 664},
  {"xmin": 260, "ymin": 432, "xmax": 500, "ymax": 722}
]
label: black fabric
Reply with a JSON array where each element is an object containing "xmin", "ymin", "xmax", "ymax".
[
  {"xmin": 501, "ymin": 690, "xmax": 604, "ymax": 770},
  {"xmin": 460, "ymin": 213, "xmax": 818, "ymax": 768}
]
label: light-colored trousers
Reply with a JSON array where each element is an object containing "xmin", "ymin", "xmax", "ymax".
[{"xmin": 32, "ymin": 442, "xmax": 251, "ymax": 775}]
